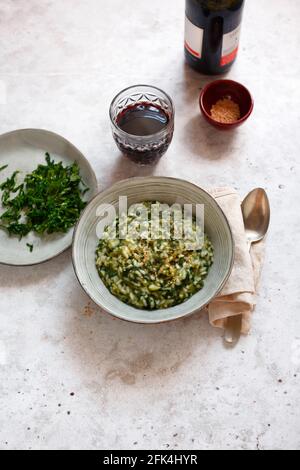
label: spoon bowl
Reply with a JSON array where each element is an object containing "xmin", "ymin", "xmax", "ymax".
[{"xmin": 241, "ymin": 188, "xmax": 270, "ymax": 243}]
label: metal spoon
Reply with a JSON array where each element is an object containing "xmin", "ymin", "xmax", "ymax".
[
  {"xmin": 241, "ymin": 188, "xmax": 270, "ymax": 245},
  {"xmin": 224, "ymin": 188, "xmax": 270, "ymax": 345}
]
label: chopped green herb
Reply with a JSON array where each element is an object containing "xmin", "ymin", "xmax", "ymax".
[
  {"xmin": 0, "ymin": 153, "xmax": 89, "ymax": 239},
  {"xmin": 26, "ymin": 243, "xmax": 34, "ymax": 253},
  {"xmin": 0, "ymin": 165, "xmax": 8, "ymax": 172}
]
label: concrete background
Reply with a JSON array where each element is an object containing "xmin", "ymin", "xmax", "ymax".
[{"xmin": 0, "ymin": 0, "xmax": 299, "ymax": 450}]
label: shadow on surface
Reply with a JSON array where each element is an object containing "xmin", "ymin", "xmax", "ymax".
[
  {"xmin": 181, "ymin": 62, "xmax": 230, "ymax": 103},
  {"xmin": 180, "ymin": 63, "xmax": 237, "ymax": 160},
  {"xmin": 184, "ymin": 115, "xmax": 237, "ymax": 160},
  {"xmin": 63, "ymin": 278, "xmax": 222, "ymax": 388},
  {"xmin": 0, "ymin": 249, "xmax": 71, "ymax": 288},
  {"xmin": 107, "ymin": 152, "xmax": 156, "ymax": 187}
]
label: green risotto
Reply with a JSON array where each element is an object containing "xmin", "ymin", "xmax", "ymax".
[{"xmin": 95, "ymin": 202, "xmax": 214, "ymax": 310}]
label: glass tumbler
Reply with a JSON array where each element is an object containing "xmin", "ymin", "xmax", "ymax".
[{"xmin": 109, "ymin": 85, "xmax": 175, "ymax": 165}]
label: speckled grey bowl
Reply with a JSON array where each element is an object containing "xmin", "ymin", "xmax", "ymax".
[
  {"xmin": 0, "ymin": 129, "xmax": 98, "ymax": 266},
  {"xmin": 72, "ymin": 177, "xmax": 234, "ymax": 324}
]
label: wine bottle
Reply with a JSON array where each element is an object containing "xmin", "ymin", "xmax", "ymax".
[{"xmin": 185, "ymin": 0, "xmax": 245, "ymax": 75}]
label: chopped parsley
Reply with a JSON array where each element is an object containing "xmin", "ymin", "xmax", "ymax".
[
  {"xmin": 0, "ymin": 153, "xmax": 88, "ymax": 240},
  {"xmin": 26, "ymin": 243, "xmax": 34, "ymax": 253}
]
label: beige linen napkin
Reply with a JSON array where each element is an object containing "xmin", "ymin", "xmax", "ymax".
[{"xmin": 207, "ymin": 187, "xmax": 265, "ymax": 335}]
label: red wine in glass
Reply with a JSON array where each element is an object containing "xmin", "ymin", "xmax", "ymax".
[
  {"xmin": 115, "ymin": 102, "xmax": 172, "ymax": 164},
  {"xmin": 110, "ymin": 85, "xmax": 175, "ymax": 165}
]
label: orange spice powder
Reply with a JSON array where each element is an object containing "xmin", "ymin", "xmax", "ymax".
[{"xmin": 210, "ymin": 97, "xmax": 241, "ymax": 124}]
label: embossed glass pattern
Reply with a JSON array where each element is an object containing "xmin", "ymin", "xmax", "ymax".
[{"xmin": 109, "ymin": 85, "xmax": 175, "ymax": 165}]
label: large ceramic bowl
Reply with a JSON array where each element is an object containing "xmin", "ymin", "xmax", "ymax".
[{"xmin": 72, "ymin": 177, "xmax": 234, "ymax": 324}]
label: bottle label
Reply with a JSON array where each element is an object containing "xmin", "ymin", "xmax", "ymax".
[
  {"xmin": 184, "ymin": 15, "xmax": 204, "ymax": 59},
  {"xmin": 221, "ymin": 24, "xmax": 241, "ymax": 66}
]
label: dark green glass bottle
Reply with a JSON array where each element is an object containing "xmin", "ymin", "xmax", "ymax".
[{"xmin": 185, "ymin": 0, "xmax": 245, "ymax": 75}]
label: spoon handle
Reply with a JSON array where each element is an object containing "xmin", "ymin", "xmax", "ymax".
[
  {"xmin": 224, "ymin": 314, "xmax": 242, "ymax": 345},
  {"xmin": 224, "ymin": 242, "xmax": 252, "ymax": 345}
]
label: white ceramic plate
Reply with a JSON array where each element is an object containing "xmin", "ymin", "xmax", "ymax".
[
  {"xmin": 72, "ymin": 177, "xmax": 234, "ymax": 324},
  {"xmin": 0, "ymin": 129, "xmax": 98, "ymax": 266}
]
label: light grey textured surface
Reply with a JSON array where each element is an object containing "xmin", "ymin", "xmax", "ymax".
[{"xmin": 0, "ymin": 0, "xmax": 299, "ymax": 451}]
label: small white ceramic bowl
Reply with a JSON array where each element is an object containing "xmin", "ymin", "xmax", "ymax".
[{"xmin": 72, "ymin": 177, "xmax": 234, "ymax": 324}]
